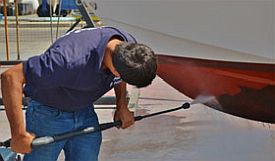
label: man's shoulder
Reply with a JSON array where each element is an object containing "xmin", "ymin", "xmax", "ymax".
[{"xmin": 101, "ymin": 26, "xmax": 137, "ymax": 43}]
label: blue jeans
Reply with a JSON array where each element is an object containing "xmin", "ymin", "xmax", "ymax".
[{"xmin": 24, "ymin": 100, "xmax": 102, "ymax": 161}]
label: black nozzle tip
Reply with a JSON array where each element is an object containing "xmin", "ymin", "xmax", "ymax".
[{"xmin": 182, "ymin": 103, "xmax": 190, "ymax": 109}]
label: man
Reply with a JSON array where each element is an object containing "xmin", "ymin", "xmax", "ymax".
[{"xmin": 1, "ymin": 26, "xmax": 157, "ymax": 161}]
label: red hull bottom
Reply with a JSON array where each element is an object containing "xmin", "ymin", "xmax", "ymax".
[{"xmin": 157, "ymin": 55, "xmax": 275, "ymax": 123}]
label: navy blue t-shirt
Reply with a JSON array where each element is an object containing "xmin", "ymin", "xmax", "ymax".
[{"xmin": 23, "ymin": 27, "xmax": 137, "ymax": 111}]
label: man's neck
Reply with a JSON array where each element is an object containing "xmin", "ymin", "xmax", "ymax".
[
  {"xmin": 102, "ymin": 39, "xmax": 122, "ymax": 76},
  {"xmin": 107, "ymin": 38, "xmax": 123, "ymax": 53}
]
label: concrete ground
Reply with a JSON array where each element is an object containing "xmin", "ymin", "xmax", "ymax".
[{"xmin": 96, "ymin": 77, "xmax": 275, "ymax": 161}]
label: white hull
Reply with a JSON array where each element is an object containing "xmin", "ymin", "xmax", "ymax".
[{"xmin": 94, "ymin": 0, "xmax": 275, "ymax": 63}]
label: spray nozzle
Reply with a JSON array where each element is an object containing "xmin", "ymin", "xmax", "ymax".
[{"xmin": 181, "ymin": 102, "xmax": 190, "ymax": 109}]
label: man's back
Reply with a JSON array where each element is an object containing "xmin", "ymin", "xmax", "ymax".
[{"xmin": 23, "ymin": 27, "xmax": 136, "ymax": 111}]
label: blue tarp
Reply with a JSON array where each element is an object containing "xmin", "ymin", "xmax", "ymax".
[{"xmin": 60, "ymin": 0, "xmax": 78, "ymax": 10}]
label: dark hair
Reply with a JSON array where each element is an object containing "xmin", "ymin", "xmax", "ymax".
[{"xmin": 112, "ymin": 43, "xmax": 157, "ymax": 88}]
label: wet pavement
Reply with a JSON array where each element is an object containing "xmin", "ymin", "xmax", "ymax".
[{"xmin": 97, "ymin": 77, "xmax": 275, "ymax": 161}]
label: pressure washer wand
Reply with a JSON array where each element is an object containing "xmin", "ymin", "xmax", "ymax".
[
  {"xmin": 0, "ymin": 139, "xmax": 10, "ymax": 147},
  {"xmin": 0, "ymin": 103, "xmax": 190, "ymax": 148},
  {"xmin": 100, "ymin": 102, "xmax": 190, "ymax": 130},
  {"xmin": 31, "ymin": 102, "xmax": 190, "ymax": 148},
  {"xmin": 134, "ymin": 102, "xmax": 190, "ymax": 121}
]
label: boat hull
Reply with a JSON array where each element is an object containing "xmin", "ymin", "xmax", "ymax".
[
  {"xmin": 157, "ymin": 55, "xmax": 275, "ymax": 123},
  {"xmin": 95, "ymin": 0, "xmax": 275, "ymax": 60}
]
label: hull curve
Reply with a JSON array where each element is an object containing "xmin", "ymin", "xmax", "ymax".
[{"xmin": 157, "ymin": 54, "xmax": 275, "ymax": 123}]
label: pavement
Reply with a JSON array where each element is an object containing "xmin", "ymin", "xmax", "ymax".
[{"xmin": 96, "ymin": 77, "xmax": 275, "ymax": 161}]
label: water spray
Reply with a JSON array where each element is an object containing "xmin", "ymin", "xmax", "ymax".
[{"xmin": 191, "ymin": 95, "xmax": 217, "ymax": 105}]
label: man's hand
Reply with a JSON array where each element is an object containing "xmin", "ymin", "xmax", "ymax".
[
  {"xmin": 114, "ymin": 108, "xmax": 134, "ymax": 129},
  {"xmin": 113, "ymin": 81, "xmax": 134, "ymax": 129},
  {"xmin": 1, "ymin": 64, "xmax": 33, "ymax": 154},
  {"xmin": 11, "ymin": 132, "xmax": 35, "ymax": 154}
]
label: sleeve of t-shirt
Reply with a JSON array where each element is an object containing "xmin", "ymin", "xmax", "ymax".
[{"xmin": 23, "ymin": 48, "xmax": 71, "ymax": 89}]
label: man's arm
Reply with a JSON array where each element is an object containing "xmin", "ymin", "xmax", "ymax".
[
  {"xmin": 1, "ymin": 63, "xmax": 34, "ymax": 153},
  {"xmin": 113, "ymin": 81, "xmax": 134, "ymax": 129}
]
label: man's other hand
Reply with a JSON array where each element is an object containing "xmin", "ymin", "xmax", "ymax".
[{"xmin": 114, "ymin": 108, "xmax": 134, "ymax": 129}]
